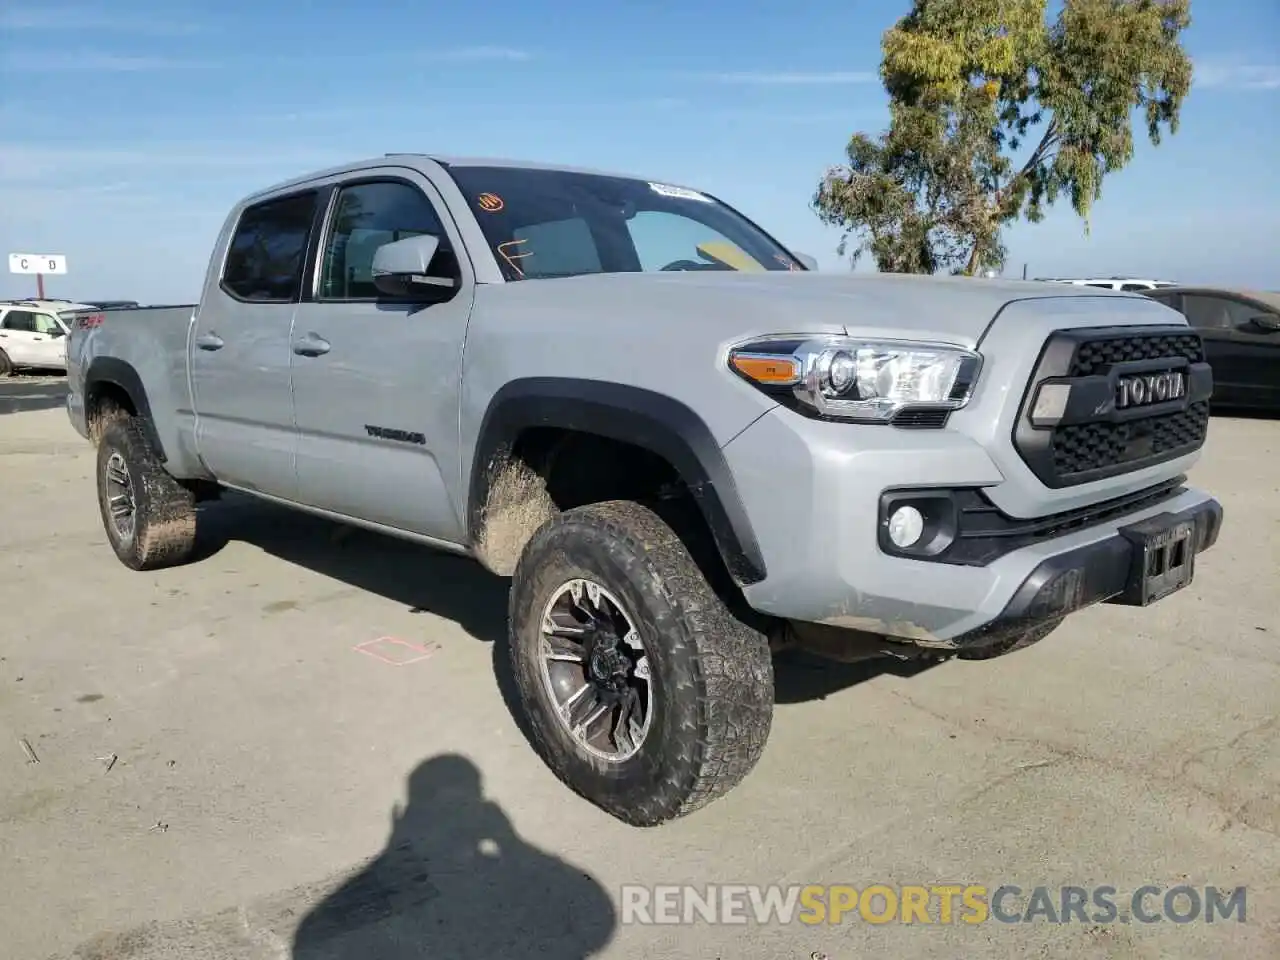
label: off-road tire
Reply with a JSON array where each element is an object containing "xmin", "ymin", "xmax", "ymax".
[
  {"xmin": 88, "ymin": 399, "xmax": 130, "ymax": 445},
  {"xmin": 955, "ymin": 617, "xmax": 1064, "ymax": 661},
  {"xmin": 0, "ymin": 349, "xmax": 12, "ymax": 378},
  {"xmin": 508, "ymin": 499, "xmax": 775, "ymax": 826},
  {"xmin": 96, "ymin": 417, "xmax": 198, "ymax": 571}
]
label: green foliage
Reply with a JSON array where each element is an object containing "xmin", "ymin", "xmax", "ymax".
[{"xmin": 813, "ymin": 0, "xmax": 1193, "ymax": 275}]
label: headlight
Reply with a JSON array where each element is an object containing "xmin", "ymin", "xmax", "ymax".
[{"xmin": 728, "ymin": 336, "xmax": 982, "ymax": 424}]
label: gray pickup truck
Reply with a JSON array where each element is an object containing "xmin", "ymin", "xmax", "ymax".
[{"xmin": 66, "ymin": 153, "xmax": 1224, "ymax": 826}]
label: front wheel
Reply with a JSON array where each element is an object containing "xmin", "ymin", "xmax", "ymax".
[
  {"xmin": 0, "ymin": 349, "xmax": 12, "ymax": 378},
  {"xmin": 508, "ymin": 500, "xmax": 775, "ymax": 827}
]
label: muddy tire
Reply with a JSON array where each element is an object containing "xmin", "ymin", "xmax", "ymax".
[
  {"xmin": 508, "ymin": 499, "xmax": 774, "ymax": 827},
  {"xmin": 96, "ymin": 417, "xmax": 198, "ymax": 571},
  {"xmin": 88, "ymin": 400, "xmax": 130, "ymax": 445},
  {"xmin": 956, "ymin": 617, "xmax": 1063, "ymax": 661},
  {"xmin": 0, "ymin": 349, "xmax": 12, "ymax": 378}
]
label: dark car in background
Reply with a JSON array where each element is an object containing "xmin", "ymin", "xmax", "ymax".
[{"xmin": 1143, "ymin": 286, "xmax": 1280, "ymax": 412}]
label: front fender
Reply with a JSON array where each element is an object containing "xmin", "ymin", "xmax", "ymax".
[{"xmin": 467, "ymin": 377, "xmax": 768, "ymax": 585}]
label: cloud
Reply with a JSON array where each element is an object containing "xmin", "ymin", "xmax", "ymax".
[
  {"xmin": 0, "ymin": 143, "xmax": 353, "ymax": 183},
  {"xmin": 0, "ymin": 53, "xmax": 217, "ymax": 72},
  {"xmin": 0, "ymin": 8, "xmax": 204, "ymax": 35},
  {"xmin": 699, "ymin": 70, "xmax": 879, "ymax": 86},
  {"xmin": 429, "ymin": 46, "xmax": 533, "ymax": 62},
  {"xmin": 1194, "ymin": 63, "xmax": 1280, "ymax": 91}
]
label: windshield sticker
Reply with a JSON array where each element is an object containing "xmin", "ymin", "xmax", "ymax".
[
  {"xmin": 648, "ymin": 182, "xmax": 712, "ymax": 202},
  {"xmin": 496, "ymin": 238, "xmax": 530, "ymax": 278},
  {"xmin": 477, "ymin": 192, "xmax": 505, "ymax": 212}
]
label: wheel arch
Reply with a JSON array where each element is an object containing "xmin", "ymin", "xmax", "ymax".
[
  {"xmin": 466, "ymin": 378, "xmax": 768, "ymax": 586},
  {"xmin": 84, "ymin": 356, "xmax": 166, "ymax": 460}
]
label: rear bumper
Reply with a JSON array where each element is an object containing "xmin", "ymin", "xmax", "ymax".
[{"xmin": 949, "ymin": 495, "xmax": 1223, "ymax": 650}]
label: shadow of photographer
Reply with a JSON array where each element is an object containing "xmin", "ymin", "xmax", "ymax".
[{"xmin": 292, "ymin": 753, "xmax": 616, "ymax": 959}]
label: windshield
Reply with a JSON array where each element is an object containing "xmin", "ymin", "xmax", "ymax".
[{"xmin": 445, "ymin": 165, "xmax": 804, "ymax": 281}]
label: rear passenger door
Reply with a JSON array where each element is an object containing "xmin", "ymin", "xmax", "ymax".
[
  {"xmin": 0, "ymin": 309, "xmax": 40, "ymax": 365},
  {"xmin": 189, "ymin": 189, "xmax": 322, "ymax": 497},
  {"xmin": 288, "ymin": 174, "xmax": 474, "ymax": 541}
]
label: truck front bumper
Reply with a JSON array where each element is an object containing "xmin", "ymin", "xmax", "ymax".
[
  {"xmin": 945, "ymin": 494, "xmax": 1221, "ymax": 650},
  {"xmin": 721, "ymin": 408, "xmax": 1223, "ymax": 646}
]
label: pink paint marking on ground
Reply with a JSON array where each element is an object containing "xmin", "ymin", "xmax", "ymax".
[{"xmin": 353, "ymin": 636, "xmax": 440, "ymax": 666}]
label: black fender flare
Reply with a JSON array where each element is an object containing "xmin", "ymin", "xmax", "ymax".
[
  {"xmin": 84, "ymin": 356, "xmax": 166, "ymax": 461},
  {"xmin": 468, "ymin": 378, "xmax": 767, "ymax": 586}
]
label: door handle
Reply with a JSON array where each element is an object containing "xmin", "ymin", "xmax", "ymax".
[
  {"xmin": 292, "ymin": 333, "xmax": 331, "ymax": 357},
  {"xmin": 195, "ymin": 333, "xmax": 225, "ymax": 351}
]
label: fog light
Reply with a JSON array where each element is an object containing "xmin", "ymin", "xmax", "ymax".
[{"xmin": 887, "ymin": 505, "xmax": 925, "ymax": 548}]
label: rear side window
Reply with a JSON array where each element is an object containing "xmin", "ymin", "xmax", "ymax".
[
  {"xmin": 221, "ymin": 191, "xmax": 319, "ymax": 302},
  {"xmin": 2, "ymin": 309, "xmax": 38, "ymax": 332}
]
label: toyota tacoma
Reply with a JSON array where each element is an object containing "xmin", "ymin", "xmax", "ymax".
[{"xmin": 64, "ymin": 153, "xmax": 1224, "ymax": 826}]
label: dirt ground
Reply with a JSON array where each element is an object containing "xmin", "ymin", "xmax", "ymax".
[{"xmin": 1, "ymin": 398, "xmax": 1277, "ymax": 959}]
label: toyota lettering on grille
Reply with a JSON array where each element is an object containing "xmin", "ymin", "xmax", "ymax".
[{"xmin": 1115, "ymin": 371, "xmax": 1186, "ymax": 409}]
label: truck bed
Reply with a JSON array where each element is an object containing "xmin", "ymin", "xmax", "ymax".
[{"xmin": 66, "ymin": 304, "xmax": 200, "ymax": 471}]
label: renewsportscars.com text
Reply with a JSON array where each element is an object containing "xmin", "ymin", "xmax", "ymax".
[{"xmin": 620, "ymin": 884, "xmax": 1247, "ymax": 926}]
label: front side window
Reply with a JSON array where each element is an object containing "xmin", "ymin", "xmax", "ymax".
[
  {"xmin": 1182, "ymin": 295, "xmax": 1242, "ymax": 330},
  {"xmin": 318, "ymin": 180, "xmax": 456, "ymax": 299},
  {"xmin": 446, "ymin": 166, "xmax": 803, "ymax": 281},
  {"xmin": 31, "ymin": 313, "xmax": 60, "ymax": 335},
  {"xmin": 221, "ymin": 191, "xmax": 319, "ymax": 302}
]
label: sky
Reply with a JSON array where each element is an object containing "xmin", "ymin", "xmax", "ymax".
[{"xmin": 1, "ymin": 0, "xmax": 1277, "ymax": 303}]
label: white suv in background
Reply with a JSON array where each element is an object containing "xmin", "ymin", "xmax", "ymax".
[
  {"xmin": 1039, "ymin": 277, "xmax": 1178, "ymax": 291},
  {"xmin": 0, "ymin": 299, "xmax": 95, "ymax": 376}
]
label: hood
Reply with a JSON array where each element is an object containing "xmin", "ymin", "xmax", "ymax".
[{"xmin": 488, "ymin": 271, "xmax": 1157, "ymax": 350}]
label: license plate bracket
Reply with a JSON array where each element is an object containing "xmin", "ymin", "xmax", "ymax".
[{"xmin": 1117, "ymin": 514, "xmax": 1196, "ymax": 606}]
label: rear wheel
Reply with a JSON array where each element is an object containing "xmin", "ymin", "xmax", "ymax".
[
  {"xmin": 95, "ymin": 418, "xmax": 198, "ymax": 571},
  {"xmin": 508, "ymin": 499, "xmax": 774, "ymax": 826}
]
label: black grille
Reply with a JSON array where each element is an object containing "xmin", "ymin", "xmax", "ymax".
[
  {"xmin": 1070, "ymin": 333, "xmax": 1203, "ymax": 376},
  {"xmin": 1051, "ymin": 402, "xmax": 1210, "ymax": 479},
  {"xmin": 892, "ymin": 408, "xmax": 951, "ymax": 429},
  {"xmin": 1013, "ymin": 326, "xmax": 1213, "ymax": 488}
]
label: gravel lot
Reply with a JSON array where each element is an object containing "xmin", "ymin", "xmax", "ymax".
[{"xmin": 1, "ymin": 397, "xmax": 1277, "ymax": 959}]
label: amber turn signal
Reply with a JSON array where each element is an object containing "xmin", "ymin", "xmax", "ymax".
[{"xmin": 729, "ymin": 352, "xmax": 800, "ymax": 385}]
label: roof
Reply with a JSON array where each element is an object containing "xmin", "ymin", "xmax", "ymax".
[
  {"xmin": 243, "ymin": 153, "xmax": 690, "ymax": 204},
  {"xmin": 1151, "ymin": 286, "xmax": 1280, "ymax": 311}
]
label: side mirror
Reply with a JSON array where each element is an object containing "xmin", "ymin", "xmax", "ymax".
[
  {"xmin": 371, "ymin": 234, "xmax": 455, "ymax": 298},
  {"xmin": 1245, "ymin": 313, "xmax": 1280, "ymax": 333},
  {"xmin": 793, "ymin": 252, "xmax": 819, "ymax": 271}
]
